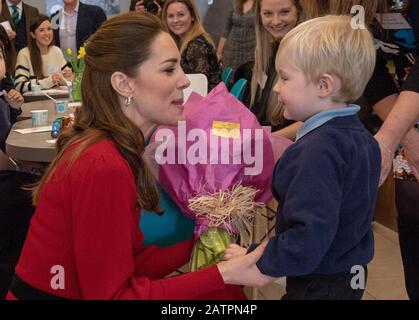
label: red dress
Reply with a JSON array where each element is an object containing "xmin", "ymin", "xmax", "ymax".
[{"xmin": 7, "ymin": 140, "xmax": 246, "ymax": 300}]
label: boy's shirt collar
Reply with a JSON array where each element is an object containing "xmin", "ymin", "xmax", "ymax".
[{"xmin": 296, "ymin": 105, "xmax": 361, "ymax": 141}]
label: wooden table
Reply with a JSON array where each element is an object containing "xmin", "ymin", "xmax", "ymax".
[
  {"xmin": 6, "ymin": 119, "xmax": 56, "ymax": 163},
  {"xmin": 19, "ymin": 100, "xmax": 55, "ymax": 120},
  {"xmin": 19, "ymin": 100, "xmax": 79, "ymax": 120},
  {"xmin": 6, "ymin": 100, "xmax": 79, "ymax": 163},
  {"xmin": 22, "ymin": 87, "xmax": 69, "ymax": 103}
]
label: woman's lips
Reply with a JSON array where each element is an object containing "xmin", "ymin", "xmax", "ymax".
[
  {"xmin": 172, "ymin": 99, "xmax": 184, "ymax": 106},
  {"xmin": 271, "ymin": 25, "xmax": 286, "ymax": 31}
]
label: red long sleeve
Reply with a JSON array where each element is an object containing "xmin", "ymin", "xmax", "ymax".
[
  {"xmin": 12, "ymin": 140, "xmax": 238, "ymax": 300},
  {"xmin": 132, "ymin": 239, "xmax": 194, "ymax": 280}
]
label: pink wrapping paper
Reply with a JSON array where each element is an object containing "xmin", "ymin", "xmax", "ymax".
[{"xmin": 150, "ymin": 83, "xmax": 292, "ymax": 237}]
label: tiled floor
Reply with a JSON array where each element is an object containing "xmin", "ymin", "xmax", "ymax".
[
  {"xmin": 172, "ymin": 222, "xmax": 408, "ymax": 300},
  {"xmin": 253, "ymin": 222, "xmax": 409, "ymax": 300}
]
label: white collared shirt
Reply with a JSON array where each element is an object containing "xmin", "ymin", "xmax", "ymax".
[
  {"xmin": 6, "ymin": 0, "xmax": 23, "ymax": 21},
  {"xmin": 59, "ymin": 2, "xmax": 80, "ymax": 56}
]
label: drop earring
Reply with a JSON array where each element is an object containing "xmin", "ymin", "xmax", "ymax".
[{"xmin": 125, "ymin": 96, "xmax": 132, "ymax": 106}]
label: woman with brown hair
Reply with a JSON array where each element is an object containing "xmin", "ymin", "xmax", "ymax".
[
  {"xmin": 14, "ymin": 15, "xmax": 72, "ymax": 93},
  {"xmin": 6, "ymin": 12, "xmax": 269, "ymax": 300},
  {"xmin": 162, "ymin": 0, "xmax": 221, "ymax": 91}
]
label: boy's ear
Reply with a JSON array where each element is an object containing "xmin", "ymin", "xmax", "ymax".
[{"xmin": 317, "ymin": 74, "xmax": 341, "ymax": 98}]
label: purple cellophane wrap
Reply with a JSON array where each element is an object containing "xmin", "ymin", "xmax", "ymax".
[{"xmin": 150, "ymin": 83, "xmax": 291, "ymax": 238}]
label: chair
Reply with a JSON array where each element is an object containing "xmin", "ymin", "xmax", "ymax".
[
  {"xmin": 230, "ymin": 78, "xmax": 248, "ymax": 101},
  {"xmin": 221, "ymin": 67, "xmax": 233, "ymax": 86},
  {"xmin": 184, "ymin": 74, "xmax": 208, "ymax": 101}
]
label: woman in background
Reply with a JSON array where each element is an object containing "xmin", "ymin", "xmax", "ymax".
[
  {"xmin": 249, "ymin": 0, "xmax": 302, "ymax": 138},
  {"xmin": 216, "ymin": 0, "xmax": 256, "ymax": 73},
  {"xmin": 14, "ymin": 15, "xmax": 72, "ymax": 93},
  {"xmin": 162, "ymin": 0, "xmax": 221, "ymax": 91}
]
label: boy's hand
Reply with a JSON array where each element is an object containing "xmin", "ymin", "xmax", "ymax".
[
  {"xmin": 223, "ymin": 243, "xmax": 247, "ymax": 261},
  {"xmin": 217, "ymin": 241, "xmax": 275, "ymax": 288},
  {"xmin": 5, "ymin": 89, "xmax": 24, "ymax": 109}
]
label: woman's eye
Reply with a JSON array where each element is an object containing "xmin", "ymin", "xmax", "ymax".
[{"xmin": 165, "ymin": 68, "xmax": 175, "ymax": 75}]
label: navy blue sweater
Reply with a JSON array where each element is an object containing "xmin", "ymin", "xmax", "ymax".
[
  {"xmin": 255, "ymin": 115, "xmax": 381, "ymax": 277},
  {"xmin": 0, "ymin": 97, "xmax": 20, "ymax": 152}
]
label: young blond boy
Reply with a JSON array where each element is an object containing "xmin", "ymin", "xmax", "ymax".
[{"xmin": 224, "ymin": 15, "xmax": 381, "ymax": 300}]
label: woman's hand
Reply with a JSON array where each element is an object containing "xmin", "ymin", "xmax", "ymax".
[
  {"xmin": 51, "ymin": 72, "xmax": 63, "ymax": 86},
  {"xmin": 374, "ymin": 132, "xmax": 394, "ymax": 186},
  {"xmin": 6, "ymin": 29, "xmax": 16, "ymax": 40},
  {"xmin": 5, "ymin": 89, "xmax": 24, "ymax": 109},
  {"xmin": 217, "ymin": 241, "xmax": 275, "ymax": 288},
  {"xmin": 222, "ymin": 243, "xmax": 247, "ymax": 261},
  {"xmin": 62, "ymin": 67, "xmax": 73, "ymax": 81},
  {"xmin": 134, "ymin": 0, "xmax": 145, "ymax": 12}
]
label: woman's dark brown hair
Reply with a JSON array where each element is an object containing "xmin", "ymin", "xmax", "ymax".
[
  {"xmin": 28, "ymin": 14, "xmax": 53, "ymax": 80},
  {"xmin": 33, "ymin": 13, "xmax": 162, "ymax": 214},
  {"xmin": 234, "ymin": 0, "xmax": 256, "ymax": 15}
]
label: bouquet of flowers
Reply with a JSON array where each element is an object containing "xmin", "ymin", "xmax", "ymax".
[
  {"xmin": 64, "ymin": 47, "xmax": 86, "ymax": 73},
  {"xmin": 64, "ymin": 47, "xmax": 86, "ymax": 101},
  {"xmin": 149, "ymin": 83, "xmax": 292, "ymax": 271}
]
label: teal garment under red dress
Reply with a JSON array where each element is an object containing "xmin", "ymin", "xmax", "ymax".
[{"xmin": 7, "ymin": 139, "xmax": 246, "ymax": 300}]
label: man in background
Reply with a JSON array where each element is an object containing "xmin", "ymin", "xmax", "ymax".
[
  {"xmin": 0, "ymin": 0, "xmax": 39, "ymax": 74},
  {"xmin": 52, "ymin": 0, "xmax": 106, "ymax": 56}
]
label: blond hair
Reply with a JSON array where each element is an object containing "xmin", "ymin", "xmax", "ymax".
[
  {"xmin": 162, "ymin": 0, "xmax": 215, "ymax": 54},
  {"xmin": 278, "ymin": 15, "xmax": 376, "ymax": 103},
  {"xmin": 250, "ymin": 0, "xmax": 302, "ymax": 125}
]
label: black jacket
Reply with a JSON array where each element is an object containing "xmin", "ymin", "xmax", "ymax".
[{"xmin": 51, "ymin": 2, "xmax": 106, "ymax": 52}]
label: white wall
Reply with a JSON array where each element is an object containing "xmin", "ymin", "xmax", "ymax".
[
  {"xmin": 23, "ymin": 0, "xmax": 210, "ymax": 19},
  {"xmin": 23, "ymin": 0, "xmax": 130, "ymax": 15}
]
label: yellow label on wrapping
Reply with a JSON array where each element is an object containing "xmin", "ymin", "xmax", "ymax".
[{"xmin": 212, "ymin": 121, "xmax": 241, "ymax": 139}]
